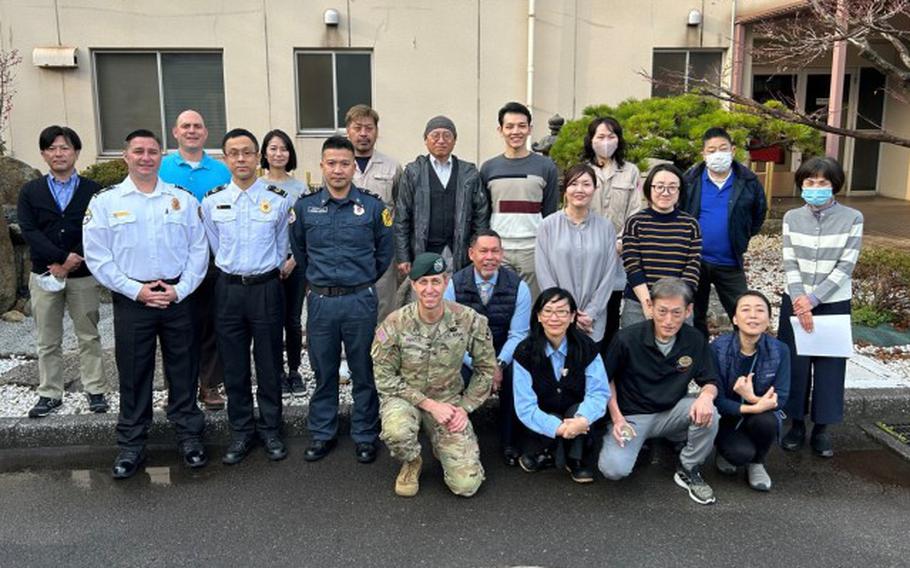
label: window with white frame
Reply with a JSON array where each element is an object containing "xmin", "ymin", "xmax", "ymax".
[
  {"xmin": 296, "ymin": 50, "xmax": 372, "ymax": 133},
  {"xmin": 93, "ymin": 51, "xmax": 226, "ymax": 152},
  {"xmin": 651, "ymin": 49, "xmax": 724, "ymax": 97}
]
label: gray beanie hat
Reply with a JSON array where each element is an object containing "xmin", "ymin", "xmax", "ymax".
[{"xmin": 424, "ymin": 115, "xmax": 457, "ymax": 139}]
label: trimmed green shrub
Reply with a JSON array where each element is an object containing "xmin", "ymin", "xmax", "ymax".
[
  {"xmin": 853, "ymin": 246, "xmax": 910, "ymax": 328},
  {"xmin": 80, "ymin": 159, "xmax": 128, "ymax": 188}
]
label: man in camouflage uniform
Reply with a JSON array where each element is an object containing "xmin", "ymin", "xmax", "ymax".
[{"xmin": 372, "ymin": 252, "xmax": 497, "ymax": 497}]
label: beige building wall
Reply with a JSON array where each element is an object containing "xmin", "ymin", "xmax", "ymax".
[{"xmin": 879, "ymin": 89, "xmax": 910, "ymax": 201}]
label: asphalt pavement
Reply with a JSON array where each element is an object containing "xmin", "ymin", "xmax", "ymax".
[{"xmin": 1, "ymin": 425, "xmax": 909, "ymax": 568}]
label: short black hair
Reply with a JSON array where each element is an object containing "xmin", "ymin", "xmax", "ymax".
[
  {"xmin": 469, "ymin": 229, "xmax": 502, "ymax": 248},
  {"xmin": 734, "ymin": 289, "xmax": 772, "ymax": 314},
  {"xmin": 322, "ymin": 135, "xmax": 355, "ymax": 155},
  {"xmin": 642, "ymin": 163, "xmax": 686, "ymax": 205},
  {"xmin": 702, "ymin": 127, "xmax": 733, "ymax": 147},
  {"xmin": 39, "ymin": 125, "xmax": 82, "ymax": 152},
  {"xmin": 222, "ymin": 128, "xmax": 259, "ymax": 152},
  {"xmin": 582, "ymin": 116, "xmax": 626, "ymax": 168},
  {"xmin": 497, "ymin": 101, "xmax": 532, "ymax": 126},
  {"xmin": 260, "ymin": 129, "xmax": 297, "ymax": 172},
  {"xmin": 124, "ymin": 129, "xmax": 162, "ymax": 148},
  {"xmin": 795, "ymin": 156, "xmax": 846, "ymax": 194}
]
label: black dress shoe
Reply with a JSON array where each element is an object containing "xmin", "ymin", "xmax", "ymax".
[
  {"xmin": 782, "ymin": 424, "xmax": 806, "ymax": 451},
  {"xmin": 503, "ymin": 446, "xmax": 521, "ymax": 467},
  {"xmin": 112, "ymin": 449, "xmax": 146, "ymax": 480},
  {"xmin": 518, "ymin": 451, "xmax": 555, "ymax": 473},
  {"xmin": 304, "ymin": 438, "xmax": 337, "ymax": 462},
  {"xmin": 179, "ymin": 440, "xmax": 208, "ymax": 469},
  {"xmin": 222, "ymin": 439, "xmax": 254, "ymax": 465},
  {"xmin": 566, "ymin": 460, "xmax": 595, "ymax": 484},
  {"xmin": 810, "ymin": 431, "xmax": 834, "ymax": 458},
  {"xmin": 263, "ymin": 437, "xmax": 288, "ymax": 461},
  {"xmin": 355, "ymin": 442, "xmax": 377, "ymax": 464}
]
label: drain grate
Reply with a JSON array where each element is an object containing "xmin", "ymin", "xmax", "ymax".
[{"xmin": 876, "ymin": 422, "xmax": 910, "ymax": 445}]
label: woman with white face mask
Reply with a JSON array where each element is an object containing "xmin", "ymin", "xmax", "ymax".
[
  {"xmin": 582, "ymin": 117, "xmax": 643, "ymax": 351},
  {"xmin": 778, "ymin": 157, "xmax": 863, "ymax": 459}
]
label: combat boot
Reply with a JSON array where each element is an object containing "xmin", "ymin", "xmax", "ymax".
[{"xmin": 395, "ymin": 456, "xmax": 422, "ymax": 497}]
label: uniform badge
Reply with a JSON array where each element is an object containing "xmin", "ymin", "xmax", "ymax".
[
  {"xmin": 171, "ymin": 197, "xmax": 181, "ymax": 211},
  {"xmin": 288, "ymin": 207, "xmax": 297, "ymax": 224},
  {"xmin": 353, "ymin": 203, "xmax": 365, "ymax": 216},
  {"xmin": 83, "ymin": 208, "xmax": 93, "ymax": 225},
  {"xmin": 308, "ymin": 206, "xmax": 328, "ymax": 214},
  {"xmin": 433, "ymin": 257, "xmax": 444, "ymax": 272},
  {"xmin": 260, "ymin": 200, "xmax": 272, "ymax": 214},
  {"xmin": 561, "ymin": 367, "xmax": 569, "ymax": 377},
  {"xmin": 381, "ymin": 207, "xmax": 393, "ymax": 227},
  {"xmin": 112, "ymin": 210, "xmax": 131, "ymax": 219},
  {"xmin": 677, "ymin": 355, "xmax": 693, "ymax": 372}
]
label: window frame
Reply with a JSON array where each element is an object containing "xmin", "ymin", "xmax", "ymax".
[
  {"xmin": 91, "ymin": 48, "xmax": 226, "ymax": 155},
  {"xmin": 293, "ymin": 48, "xmax": 373, "ymax": 137},
  {"xmin": 651, "ymin": 48, "xmax": 725, "ymax": 97}
]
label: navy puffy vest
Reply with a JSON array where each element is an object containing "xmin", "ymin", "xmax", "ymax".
[{"xmin": 452, "ymin": 266, "xmax": 520, "ymax": 354}]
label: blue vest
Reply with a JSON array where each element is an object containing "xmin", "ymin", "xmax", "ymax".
[{"xmin": 452, "ymin": 266, "xmax": 520, "ymax": 354}]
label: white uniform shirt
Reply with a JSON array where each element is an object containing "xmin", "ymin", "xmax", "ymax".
[
  {"xmin": 82, "ymin": 176, "xmax": 209, "ymax": 302},
  {"xmin": 200, "ymin": 178, "xmax": 291, "ymax": 276}
]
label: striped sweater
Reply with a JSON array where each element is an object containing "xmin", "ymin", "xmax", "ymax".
[
  {"xmin": 782, "ymin": 202, "xmax": 863, "ymax": 304},
  {"xmin": 621, "ymin": 207, "xmax": 702, "ymax": 299},
  {"xmin": 482, "ymin": 153, "xmax": 560, "ymax": 250}
]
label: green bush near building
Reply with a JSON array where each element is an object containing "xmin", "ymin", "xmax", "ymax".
[
  {"xmin": 549, "ymin": 94, "xmax": 823, "ymax": 172},
  {"xmin": 80, "ymin": 159, "xmax": 128, "ymax": 188},
  {"xmin": 853, "ymin": 246, "xmax": 910, "ymax": 329}
]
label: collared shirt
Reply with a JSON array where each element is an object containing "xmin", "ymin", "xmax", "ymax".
[
  {"xmin": 352, "ymin": 149, "xmax": 401, "ymax": 208},
  {"xmin": 82, "ymin": 176, "xmax": 209, "ymax": 302},
  {"xmin": 290, "ymin": 185, "xmax": 394, "ymax": 288},
  {"xmin": 512, "ymin": 337, "xmax": 611, "ymax": 438},
  {"xmin": 200, "ymin": 178, "xmax": 291, "ymax": 276},
  {"xmin": 443, "ymin": 267, "xmax": 531, "ymax": 366},
  {"xmin": 160, "ymin": 151, "xmax": 232, "ymax": 203},
  {"xmin": 46, "ymin": 173, "xmax": 79, "ymax": 212},
  {"xmin": 430, "ymin": 154, "xmax": 453, "ymax": 187}
]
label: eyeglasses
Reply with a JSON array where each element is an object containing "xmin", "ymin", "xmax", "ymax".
[
  {"xmin": 540, "ymin": 308, "xmax": 572, "ymax": 319},
  {"xmin": 226, "ymin": 150, "xmax": 257, "ymax": 160},
  {"xmin": 427, "ymin": 131, "xmax": 454, "ymax": 142},
  {"xmin": 654, "ymin": 307, "xmax": 686, "ymax": 319},
  {"xmin": 653, "ymin": 184, "xmax": 680, "ymax": 195}
]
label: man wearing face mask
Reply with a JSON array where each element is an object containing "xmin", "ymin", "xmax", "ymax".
[{"xmin": 681, "ymin": 127, "xmax": 767, "ymax": 338}]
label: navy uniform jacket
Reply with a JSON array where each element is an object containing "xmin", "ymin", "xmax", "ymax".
[{"xmin": 290, "ymin": 185, "xmax": 393, "ymax": 288}]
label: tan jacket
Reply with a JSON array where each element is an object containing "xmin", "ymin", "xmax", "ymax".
[
  {"xmin": 353, "ymin": 149, "xmax": 402, "ymax": 209},
  {"xmin": 589, "ymin": 160, "xmax": 643, "ymax": 237}
]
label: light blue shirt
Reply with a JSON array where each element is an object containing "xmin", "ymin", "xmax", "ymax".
[
  {"xmin": 512, "ymin": 337, "xmax": 611, "ymax": 439},
  {"xmin": 160, "ymin": 152, "xmax": 231, "ymax": 203},
  {"xmin": 200, "ymin": 178, "xmax": 291, "ymax": 276},
  {"xmin": 443, "ymin": 268, "xmax": 531, "ymax": 367},
  {"xmin": 47, "ymin": 173, "xmax": 79, "ymax": 212},
  {"xmin": 82, "ymin": 176, "xmax": 209, "ymax": 302}
]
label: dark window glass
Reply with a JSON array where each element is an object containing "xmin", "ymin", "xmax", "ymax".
[
  {"xmin": 335, "ymin": 53, "xmax": 372, "ymax": 128},
  {"xmin": 161, "ymin": 53, "xmax": 226, "ymax": 149},
  {"xmin": 96, "ymin": 53, "xmax": 161, "ymax": 152},
  {"xmin": 752, "ymin": 74, "xmax": 797, "ymax": 107},
  {"xmin": 651, "ymin": 52, "xmax": 686, "ymax": 97},
  {"xmin": 856, "ymin": 67, "xmax": 886, "ymax": 130},
  {"xmin": 297, "ymin": 53, "xmax": 335, "ymax": 130}
]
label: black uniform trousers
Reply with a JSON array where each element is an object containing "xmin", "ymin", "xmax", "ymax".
[
  {"xmin": 215, "ymin": 273, "xmax": 285, "ymax": 442},
  {"xmin": 112, "ymin": 292, "xmax": 204, "ymax": 451},
  {"xmin": 778, "ymin": 294, "xmax": 850, "ymax": 424},
  {"xmin": 194, "ymin": 261, "xmax": 224, "ymax": 392},
  {"xmin": 520, "ymin": 403, "xmax": 607, "ymax": 469},
  {"xmin": 281, "ymin": 263, "xmax": 306, "ymax": 373},
  {"xmin": 693, "ymin": 261, "xmax": 748, "ymax": 338}
]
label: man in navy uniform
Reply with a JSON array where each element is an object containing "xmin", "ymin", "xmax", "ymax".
[
  {"xmin": 83, "ymin": 129, "xmax": 209, "ymax": 479},
  {"xmin": 200, "ymin": 128, "xmax": 292, "ymax": 465},
  {"xmin": 291, "ymin": 135, "xmax": 394, "ymax": 464}
]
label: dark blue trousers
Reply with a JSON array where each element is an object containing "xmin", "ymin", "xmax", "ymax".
[
  {"xmin": 778, "ymin": 294, "xmax": 849, "ymax": 424},
  {"xmin": 306, "ymin": 287, "xmax": 379, "ymax": 444}
]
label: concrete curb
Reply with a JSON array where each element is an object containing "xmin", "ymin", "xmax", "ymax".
[{"xmin": 0, "ymin": 389, "xmax": 906, "ymax": 450}]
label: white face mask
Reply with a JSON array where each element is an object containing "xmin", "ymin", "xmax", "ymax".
[
  {"xmin": 593, "ymin": 139, "xmax": 618, "ymax": 159},
  {"xmin": 35, "ymin": 272, "xmax": 66, "ymax": 293},
  {"xmin": 705, "ymin": 150, "xmax": 733, "ymax": 174}
]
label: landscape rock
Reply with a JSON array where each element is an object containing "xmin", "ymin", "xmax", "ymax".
[
  {"xmin": 0, "ymin": 155, "xmax": 40, "ymax": 207},
  {"xmin": 1, "ymin": 310, "xmax": 25, "ymax": 323}
]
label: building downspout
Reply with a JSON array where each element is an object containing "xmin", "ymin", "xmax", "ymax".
[{"xmin": 526, "ymin": 0, "xmax": 535, "ymax": 110}]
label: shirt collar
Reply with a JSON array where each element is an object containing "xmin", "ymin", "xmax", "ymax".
[
  {"xmin": 473, "ymin": 268, "xmax": 499, "ymax": 286},
  {"xmin": 430, "ymin": 154, "xmax": 452, "ymax": 168},
  {"xmin": 173, "ymin": 151, "xmax": 215, "ymax": 169},
  {"xmin": 318, "ymin": 185, "xmax": 363, "ymax": 207},
  {"xmin": 47, "ymin": 172, "xmax": 78, "ymax": 186},
  {"xmin": 544, "ymin": 337, "xmax": 568, "ymax": 358},
  {"xmin": 809, "ymin": 200, "xmax": 838, "ymax": 217},
  {"xmin": 228, "ymin": 178, "xmax": 267, "ymax": 203},
  {"xmin": 120, "ymin": 175, "xmax": 167, "ymax": 197},
  {"xmin": 703, "ymin": 166, "xmax": 733, "ymax": 189}
]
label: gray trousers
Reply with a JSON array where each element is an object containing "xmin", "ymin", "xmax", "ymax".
[{"xmin": 598, "ymin": 395, "xmax": 718, "ymax": 480}]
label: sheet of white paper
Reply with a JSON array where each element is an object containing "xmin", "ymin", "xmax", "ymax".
[{"xmin": 789, "ymin": 314, "xmax": 854, "ymax": 358}]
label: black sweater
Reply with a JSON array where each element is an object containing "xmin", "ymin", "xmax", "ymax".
[{"xmin": 17, "ymin": 175, "xmax": 101, "ymax": 278}]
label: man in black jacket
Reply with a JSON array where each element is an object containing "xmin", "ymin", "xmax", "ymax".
[
  {"xmin": 681, "ymin": 127, "xmax": 767, "ymax": 337},
  {"xmin": 17, "ymin": 125, "xmax": 106, "ymax": 418}
]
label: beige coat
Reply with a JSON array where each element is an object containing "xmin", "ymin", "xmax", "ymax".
[
  {"xmin": 353, "ymin": 149, "xmax": 402, "ymax": 209},
  {"xmin": 588, "ymin": 160, "xmax": 643, "ymax": 290}
]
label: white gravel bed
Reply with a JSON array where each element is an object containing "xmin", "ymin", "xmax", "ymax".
[{"xmin": 0, "ymin": 303, "xmax": 115, "ymax": 356}]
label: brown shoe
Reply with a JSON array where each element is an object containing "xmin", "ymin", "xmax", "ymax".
[
  {"xmin": 395, "ymin": 456, "xmax": 422, "ymax": 497},
  {"xmin": 199, "ymin": 387, "xmax": 225, "ymax": 410}
]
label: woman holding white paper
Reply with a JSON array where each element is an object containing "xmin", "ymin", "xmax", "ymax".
[{"xmin": 778, "ymin": 157, "xmax": 863, "ymax": 458}]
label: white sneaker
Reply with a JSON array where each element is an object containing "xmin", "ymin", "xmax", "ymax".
[{"xmin": 747, "ymin": 463, "xmax": 772, "ymax": 492}]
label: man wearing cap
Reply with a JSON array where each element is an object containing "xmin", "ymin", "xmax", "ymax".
[
  {"xmin": 394, "ymin": 116, "xmax": 489, "ymax": 280},
  {"xmin": 291, "ymin": 135, "xmax": 394, "ymax": 464},
  {"xmin": 372, "ymin": 252, "xmax": 497, "ymax": 498}
]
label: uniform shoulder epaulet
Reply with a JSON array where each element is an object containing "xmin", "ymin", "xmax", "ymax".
[
  {"xmin": 266, "ymin": 185, "xmax": 287, "ymax": 197},
  {"xmin": 300, "ymin": 188, "xmax": 320, "ymax": 199},
  {"xmin": 205, "ymin": 185, "xmax": 227, "ymax": 198},
  {"xmin": 358, "ymin": 187, "xmax": 383, "ymax": 202},
  {"xmin": 95, "ymin": 185, "xmax": 117, "ymax": 196},
  {"xmin": 173, "ymin": 184, "xmax": 193, "ymax": 195}
]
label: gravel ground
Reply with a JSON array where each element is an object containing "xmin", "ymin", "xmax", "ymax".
[{"xmin": 1, "ymin": 234, "xmax": 906, "ymax": 417}]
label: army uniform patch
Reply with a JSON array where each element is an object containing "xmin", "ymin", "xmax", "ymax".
[
  {"xmin": 83, "ymin": 208, "xmax": 93, "ymax": 225},
  {"xmin": 260, "ymin": 200, "xmax": 272, "ymax": 214},
  {"xmin": 353, "ymin": 203, "xmax": 365, "ymax": 216},
  {"xmin": 288, "ymin": 207, "xmax": 297, "ymax": 224},
  {"xmin": 381, "ymin": 208, "xmax": 393, "ymax": 227}
]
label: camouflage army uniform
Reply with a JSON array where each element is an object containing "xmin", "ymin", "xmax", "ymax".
[{"xmin": 372, "ymin": 300, "xmax": 496, "ymax": 496}]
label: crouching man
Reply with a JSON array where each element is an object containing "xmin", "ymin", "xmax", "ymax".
[
  {"xmin": 371, "ymin": 253, "xmax": 497, "ymax": 497},
  {"xmin": 598, "ymin": 277, "xmax": 720, "ymax": 504}
]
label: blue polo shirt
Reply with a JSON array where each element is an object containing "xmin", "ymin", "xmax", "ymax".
[
  {"xmin": 698, "ymin": 168, "xmax": 737, "ymax": 266},
  {"xmin": 159, "ymin": 151, "xmax": 231, "ymax": 203}
]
